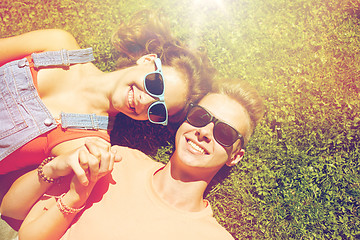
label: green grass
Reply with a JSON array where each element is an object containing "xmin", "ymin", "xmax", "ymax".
[{"xmin": 1, "ymin": 0, "xmax": 360, "ymax": 239}]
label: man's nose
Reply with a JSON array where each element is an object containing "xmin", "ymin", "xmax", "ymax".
[{"xmin": 195, "ymin": 122, "xmax": 214, "ymax": 144}]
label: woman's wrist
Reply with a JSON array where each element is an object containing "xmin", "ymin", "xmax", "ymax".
[
  {"xmin": 57, "ymin": 192, "xmax": 86, "ymax": 215},
  {"xmin": 38, "ymin": 157, "xmax": 61, "ymax": 184},
  {"xmin": 68, "ymin": 181, "xmax": 94, "ymax": 205},
  {"xmin": 64, "ymin": 189, "xmax": 89, "ymax": 207}
]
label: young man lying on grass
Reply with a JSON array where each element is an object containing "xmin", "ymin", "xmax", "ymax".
[{"xmin": 1, "ymin": 81, "xmax": 265, "ymax": 240}]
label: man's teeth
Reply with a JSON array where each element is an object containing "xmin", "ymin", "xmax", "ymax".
[
  {"xmin": 128, "ymin": 88, "xmax": 135, "ymax": 109},
  {"xmin": 188, "ymin": 140, "xmax": 205, "ymax": 154}
]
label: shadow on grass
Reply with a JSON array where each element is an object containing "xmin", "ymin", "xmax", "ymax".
[{"xmin": 110, "ymin": 113, "xmax": 178, "ymax": 157}]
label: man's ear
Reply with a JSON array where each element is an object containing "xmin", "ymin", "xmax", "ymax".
[
  {"xmin": 226, "ymin": 148, "xmax": 245, "ymax": 167},
  {"xmin": 136, "ymin": 54, "xmax": 157, "ymax": 65}
]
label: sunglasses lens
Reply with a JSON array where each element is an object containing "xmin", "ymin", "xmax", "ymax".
[
  {"xmin": 145, "ymin": 73, "xmax": 164, "ymax": 96},
  {"xmin": 148, "ymin": 102, "xmax": 167, "ymax": 123},
  {"xmin": 214, "ymin": 122, "xmax": 238, "ymax": 147},
  {"xmin": 187, "ymin": 107, "xmax": 212, "ymax": 127}
]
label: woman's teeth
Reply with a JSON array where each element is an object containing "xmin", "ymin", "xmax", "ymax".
[
  {"xmin": 128, "ymin": 88, "xmax": 135, "ymax": 109},
  {"xmin": 188, "ymin": 140, "xmax": 205, "ymax": 154}
]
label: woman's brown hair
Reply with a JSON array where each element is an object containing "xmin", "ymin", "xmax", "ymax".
[{"xmin": 111, "ymin": 9, "xmax": 215, "ymax": 123}]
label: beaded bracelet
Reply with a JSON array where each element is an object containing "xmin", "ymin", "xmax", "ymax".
[
  {"xmin": 37, "ymin": 156, "xmax": 61, "ymax": 184},
  {"xmin": 56, "ymin": 193, "xmax": 85, "ymax": 215}
]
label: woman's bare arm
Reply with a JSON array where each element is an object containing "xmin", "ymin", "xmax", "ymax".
[
  {"xmin": 0, "ymin": 29, "xmax": 80, "ymax": 66},
  {"xmin": 17, "ymin": 140, "xmax": 118, "ymax": 240},
  {"xmin": 0, "ymin": 136, "xmax": 113, "ymax": 220},
  {"xmin": 0, "ymin": 146, "xmax": 85, "ymax": 220}
]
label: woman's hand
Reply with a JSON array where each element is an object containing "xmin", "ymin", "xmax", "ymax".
[
  {"xmin": 44, "ymin": 139, "xmax": 121, "ymax": 186},
  {"xmin": 66, "ymin": 139, "xmax": 121, "ymax": 206}
]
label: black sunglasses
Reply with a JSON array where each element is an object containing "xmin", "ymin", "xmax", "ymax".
[
  {"xmin": 144, "ymin": 58, "xmax": 168, "ymax": 126},
  {"xmin": 186, "ymin": 103, "xmax": 244, "ymax": 148}
]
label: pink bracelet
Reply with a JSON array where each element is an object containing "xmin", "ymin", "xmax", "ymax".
[
  {"xmin": 56, "ymin": 193, "xmax": 85, "ymax": 215},
  {"xmin": 37, "ymin": 157, "xmax": 61, "ymax": 184}
]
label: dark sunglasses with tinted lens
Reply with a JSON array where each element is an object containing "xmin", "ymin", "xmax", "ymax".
[
  {"xmin": 186, "ymin": 103, "xmax": 244, "ymax": 148},
  {"xmin": 144, "ymin": 58, "xmax": 168, "ymax": 126}
]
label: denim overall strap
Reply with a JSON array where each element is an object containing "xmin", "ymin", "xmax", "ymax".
[
  {"xmin": 0, "ymin": 48, "xmax": 98, "ymax": 161},
  {"xmin": 32, "ymin": 49, "xmax": 114, "ymax": 131},
  {"xmin": 60, "ymin": 113, "xmax": 114, "ymax": 131},
  {"xmin": 31, "ymin": 48, "xmax": 95, "ymax": 68}
]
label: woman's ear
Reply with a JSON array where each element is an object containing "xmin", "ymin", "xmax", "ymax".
[
  {"xmin": 136, "ymin": 54, "xmax": 157, "ymax": 65},
  {"xmin": 226, "ymin": 148, "xmax": 245, "ymax": 167}
]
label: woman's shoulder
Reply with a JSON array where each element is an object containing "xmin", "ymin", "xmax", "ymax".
[{"xmin": 27, "ymin": 29, "xmax": 81, "ymax": 51}]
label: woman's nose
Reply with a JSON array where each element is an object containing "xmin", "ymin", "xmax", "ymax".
[{"xmin": 136, "ymin": 91, "xmax": 157, "ymax": 115}]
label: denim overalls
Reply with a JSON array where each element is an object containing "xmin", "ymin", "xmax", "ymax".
[{"xmin": 0, "ymin": 48, "xmax": 113, "ymax": 161}]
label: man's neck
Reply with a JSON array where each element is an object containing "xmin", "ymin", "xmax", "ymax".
[{"xmin": 152, "ymin": 162, "xmax": 209, "ymax": 212}]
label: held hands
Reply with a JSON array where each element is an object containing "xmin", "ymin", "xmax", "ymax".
[
  {"xmin": 76, "ymin": 139, "xmax": 121, "ymax": 186},
  {"xmin": 67, "ymin": 139, "xmax": 121, "ymax": 204},
  {"xmin": 44, "ymin": 139, "xmax": 121, "ymax": 186},
  {"xmin": 37, "ymin": 139, "xmax": 121, "ymax": 215}
]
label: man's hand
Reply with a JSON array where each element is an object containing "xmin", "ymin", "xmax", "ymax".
[
  {"xmin": 43, "ymin": 139, "xmax": 121, "ymax": 186},
  {"xmin": 67, "ymin": 139, "xmax": 121, "ymax": 204}
]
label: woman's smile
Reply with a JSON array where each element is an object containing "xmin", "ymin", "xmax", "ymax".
[{"xmin": 127, "ymin": 86, "xmax": 136, "ymax": 112}]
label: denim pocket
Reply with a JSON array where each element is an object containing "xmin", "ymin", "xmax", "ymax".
[{"xmin": 0, "ymin": 66, "xmax": 28, "ymax": 140}]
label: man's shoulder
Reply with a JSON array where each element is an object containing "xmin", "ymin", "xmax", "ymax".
[
  {"xmin": 113, "ymin": 146, "xmax": 150, "ymax": 159},
  {"xmin": 199, "ymin": 217, "xmax": 235, "ymax": 240},
  {"xmin": 112, "ymin": 145, "xmax": 163, "ymax": 168}
]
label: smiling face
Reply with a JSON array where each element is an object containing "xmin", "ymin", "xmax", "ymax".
[
  {"xmin": 110, "ymin": 56, "xmax": 188, "ymax": 121},
  {"xmin": 172, "ymin": 93, "xmax": 251, "ymax": 177}
]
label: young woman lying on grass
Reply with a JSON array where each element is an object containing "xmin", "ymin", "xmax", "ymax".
[{"xmin": 0, "ymin": 9, "xmax": 214, "ymax": 175}]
